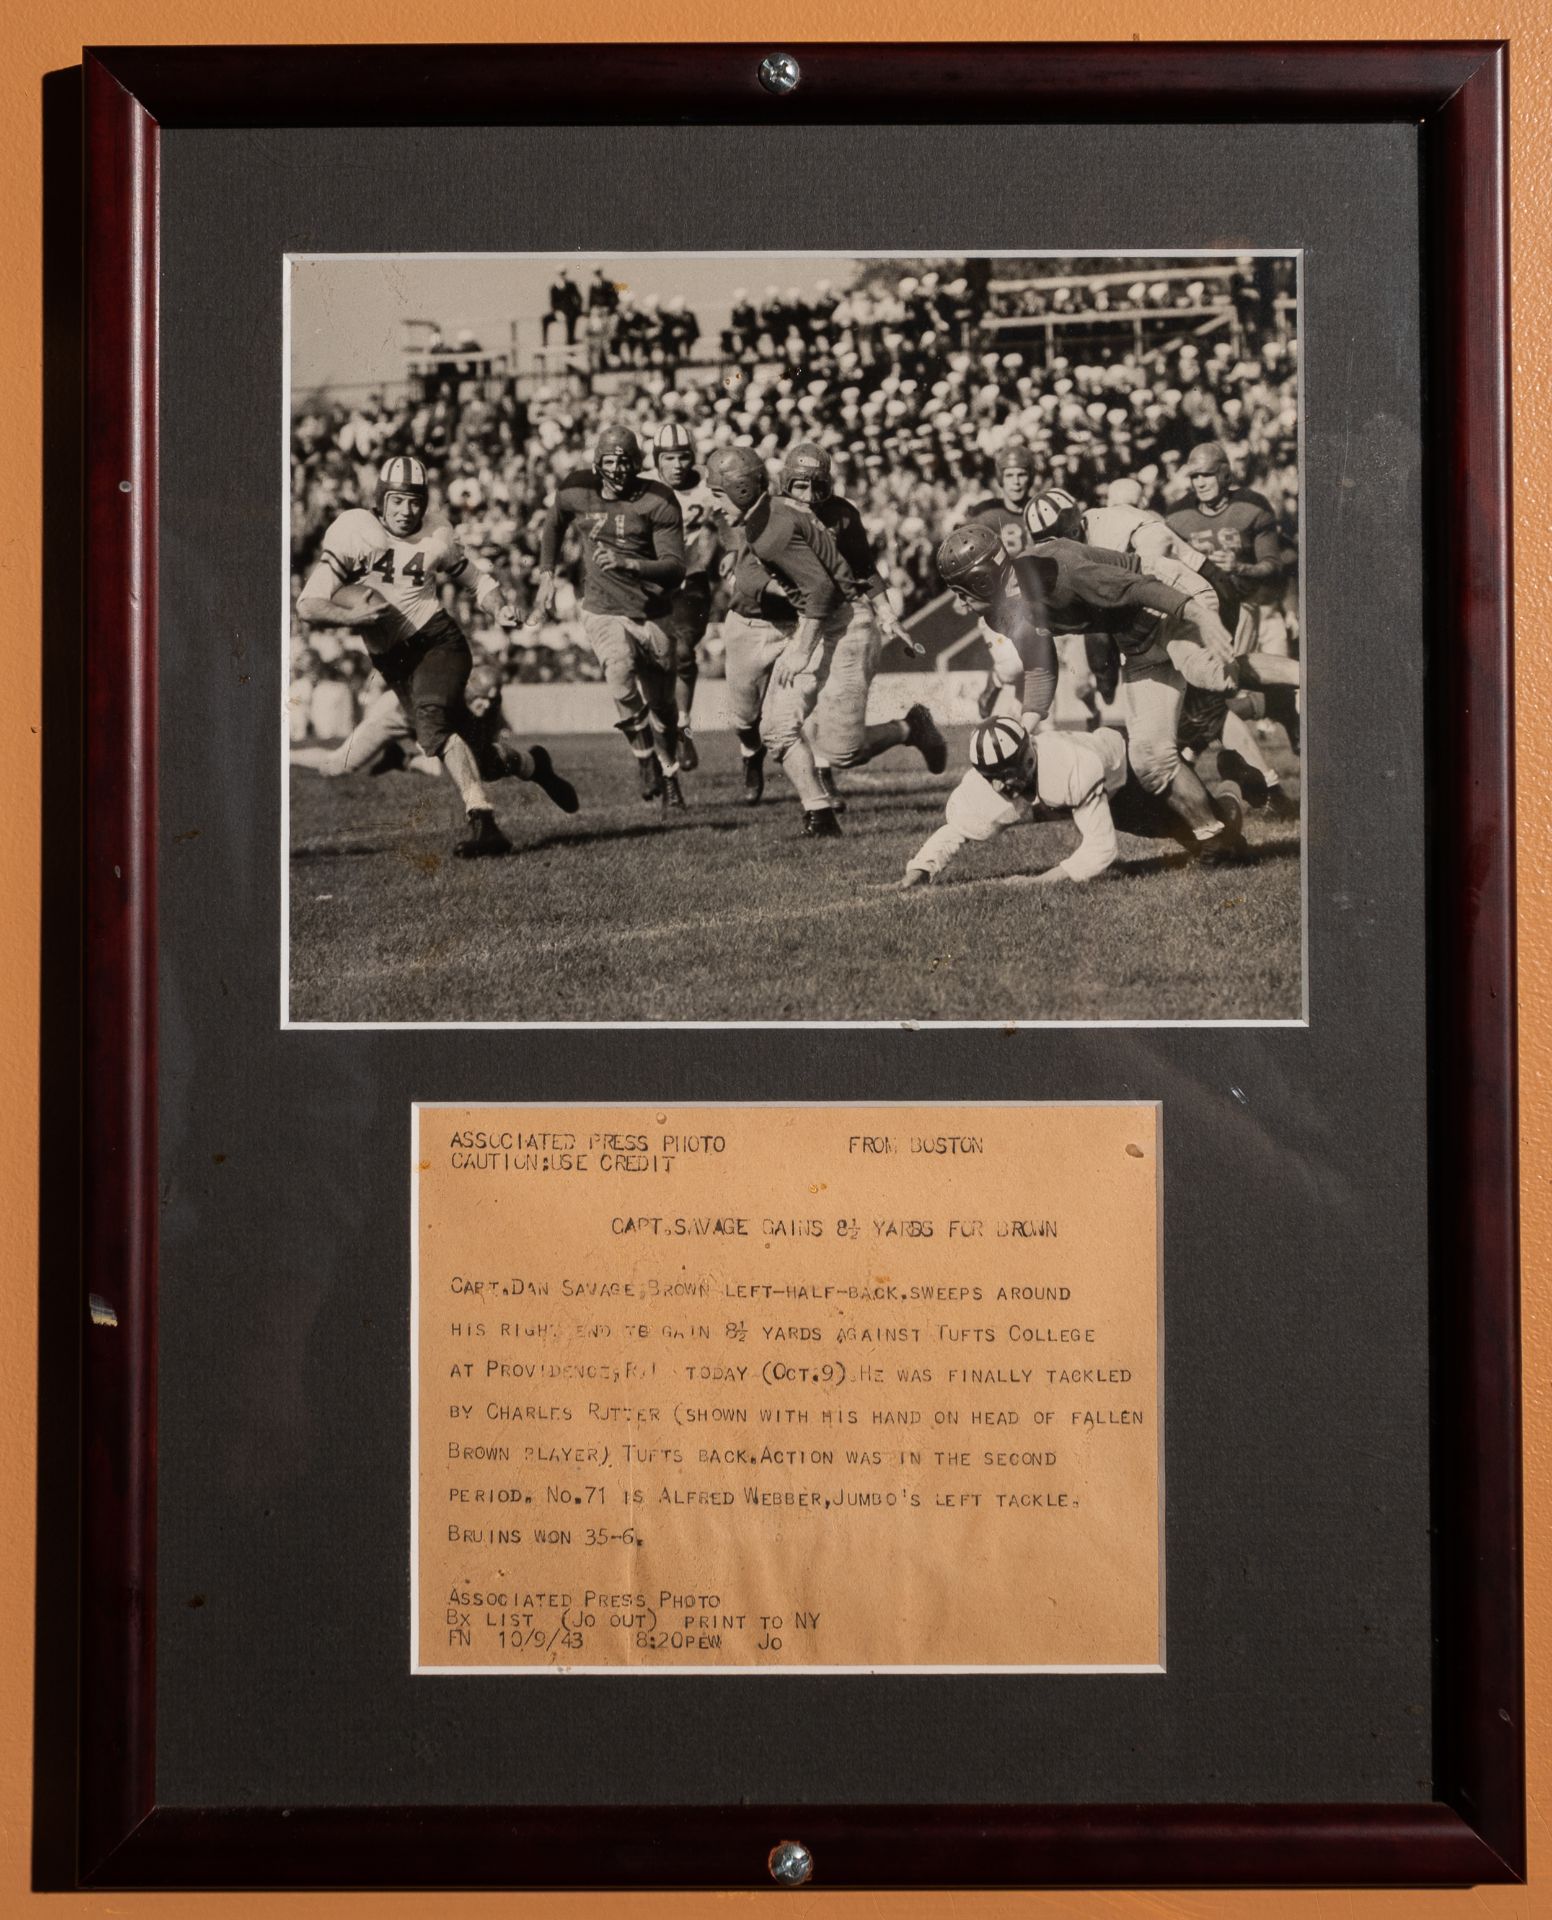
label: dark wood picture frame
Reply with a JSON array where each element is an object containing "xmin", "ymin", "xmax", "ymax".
[{"xmin": 65, "ymin": 40, "xmax": 1519, "ymax": 1890}]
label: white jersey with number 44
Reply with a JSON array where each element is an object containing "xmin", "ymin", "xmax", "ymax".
[{"xmin": 316, "ymin": 508, "xmax": 492, "ymax": 646}]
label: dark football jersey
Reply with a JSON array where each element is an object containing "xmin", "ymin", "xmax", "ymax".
[
  {"xmin": 1165, "ymin": 489, "xmax": 1288, "ymax": 606},
  {"xmin": 810, "ymin": 494, "xmax": 881, "ymax": 588},
  {"xmin": 540, "ymin": 471, "xmax": 685, "ymax": 619},
  {"xmin": 727, "ymin": 497, "xmax": 857, "ymax": 627},
  {"xmin": 1004, "ymin": 540, "xmax": 1190, "ymax": 654},
  {"xmin": 968, "ymin": 496, "xmax": 1035, "ymax": 559},
  {"xmin": 975, "ymin": 563, "xmax": 1059, "ymax": 720}
]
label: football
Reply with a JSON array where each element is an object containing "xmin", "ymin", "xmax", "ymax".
[{"xmin": 331, "ymin": 580, "xmax": 387, "ymax": 618}]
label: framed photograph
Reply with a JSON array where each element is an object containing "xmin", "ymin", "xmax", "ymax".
[{"xmin": 57, "ymin": 39, "xmax": 1519, "ymax": 1891}]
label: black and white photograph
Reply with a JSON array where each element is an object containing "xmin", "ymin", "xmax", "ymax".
[{"xmin": 284, "ymin": 251, "xmax": 1304, "ymax": 1026}]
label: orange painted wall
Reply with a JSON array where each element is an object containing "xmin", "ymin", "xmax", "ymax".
[{"xmin": 3, "ymin": 11, "xmax": 1545, "ymax": 1918}]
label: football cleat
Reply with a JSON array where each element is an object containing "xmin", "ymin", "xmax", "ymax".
[
  {"xmin": 1193, "ymin": 790, "xmax": 1248, "ymax": 864},
  {"xmin": 817, "ymin": 765, "xmax": 848, "ymax": 813},
  {"xmin": 660, "ymin": 774, "xmax": 687, "ymax": 815},
  {"xmin": 454, "ymin": 809, "xmax": 513, "ymax": 859},
  {"xmin": 802, "ymin": 807, "xmax": 844, "ymax": 839},
  {"xmin": 905, "ymin": 703, "xmax": 949, "ymax": 775},
  {"xmin": 1266, "ymin": 783, "xmax": 1300, "ymax": 822},
  {"xmin": 637, "ymin": 754, "xmax": 664, "ymax": 803},
  {"xmin": 742, "ymin": 747, "xmax": 767, "ymax": 806},
  {"xmin": 677, "ymin": 728, "xmax": 699, "ymax": 772},
  {"xmin": 1215, "ymin": 747, "xmax": 1270, "ymax": 808},
  {"xmin": 527, "ymin": 743, "xmax": 579, "ymax": 815}
]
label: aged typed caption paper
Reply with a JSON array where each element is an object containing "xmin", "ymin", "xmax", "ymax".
[{"xmin": 414, "ymin": 1105, "xmax": 1162, "ymax": 1674}]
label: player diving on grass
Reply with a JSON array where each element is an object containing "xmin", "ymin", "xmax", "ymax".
[
  {"xmin": 294, "ymin": 454, "xmax": 579, "ymax": 857},
  {"xmin": 935, "ymin": 520, "xmax": 1250, "ymax": 863},
  {"xmin": 530, "ymin": 426, "xmax": 690, "ymax": 815},
  {"xmin": 897, "ymin": 714, "xmax": 1244, "ymax": 889},
  {"xmin": 777, "ymin": 441, "xmax": 940, "ymax": 812},
  {"xmin": 706, "ymin": 445, "xmax": 945, "ymax": 836},
  {"xmin": 651, "ymin": 421, "xmax": 722, "ymax": 773}
]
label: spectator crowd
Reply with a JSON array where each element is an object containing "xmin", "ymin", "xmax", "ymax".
[{"xmin": 290, "ymin": 262, "xmax": 1299, "ymax": 744}]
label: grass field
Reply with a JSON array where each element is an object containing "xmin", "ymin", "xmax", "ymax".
[{"xmin": 286, "ymin": 725, "xmax": 1303, "ymax": 1024}]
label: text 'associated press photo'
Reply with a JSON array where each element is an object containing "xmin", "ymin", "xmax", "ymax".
[{"xmin": 284, "ymin": 253, "xmax": 1304, "ymax": 1026}]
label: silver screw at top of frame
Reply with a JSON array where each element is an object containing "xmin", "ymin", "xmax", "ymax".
[{"xmin": 759, "ymin": 52, "xmax": 801, "ymax": 96}]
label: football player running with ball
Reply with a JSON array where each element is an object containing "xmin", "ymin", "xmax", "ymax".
[
  {"xmin": 295, "ymin": 455, "xmax": 579, "ymax": 857},
  {"xmin": 651, "ymin": 421, "xmax": 722, "ymax": 772},
  {"xmin": 935, "ymin": 522, "xmax": 1245, "ymax": 862},
  {"xmin": 897, "ymin": 715, "xmax": 1243, "ymax": 889},
  {"xmin": 531, "ymin": 426, "xmax": 690, "ymax": 814},
  {"xmin": 706, "ymin": 445, "xmax": 942, "ymax": 837},
  {"xmin": 778, "ymin": 442, "xmax": 941, "ymax": 813}
]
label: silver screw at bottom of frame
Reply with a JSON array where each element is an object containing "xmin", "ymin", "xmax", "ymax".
[{"xmin": 767, "ymin": 1838, "xmax": 814, "ymax": 1887}]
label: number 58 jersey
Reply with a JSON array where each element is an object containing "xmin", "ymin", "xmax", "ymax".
[{"xmin": 317, "ymin": 507, "xmax": 481, "ymax": 647}]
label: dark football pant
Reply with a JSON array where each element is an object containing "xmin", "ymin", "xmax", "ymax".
[
  {"xmin": 372, "ymin": 611, "xmax": 473, "ymax": 759},
  {"xmin": 664, "ymin": 575, "xmax": 712, "ymax": 713}
]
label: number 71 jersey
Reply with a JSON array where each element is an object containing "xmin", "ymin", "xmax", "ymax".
[{"xmin": 317, "ymin": 507, "xmax": 478, "ymax": 643}]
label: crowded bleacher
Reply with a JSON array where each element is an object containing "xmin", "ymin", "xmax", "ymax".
[{"xmin": 289, "ymin": 258, "xmax": 1299, "ymax": 744}]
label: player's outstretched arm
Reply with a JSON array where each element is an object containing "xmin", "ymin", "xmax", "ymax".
[{"xmin": 899, "ymin": 775, "xmax": 1007, "ymax": 886}]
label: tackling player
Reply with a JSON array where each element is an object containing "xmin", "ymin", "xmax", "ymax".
[
  {"xmin": 652, "ymin": 421, "xmax": 721, "ymax": 772},
  {"xmin": 935, "ymin": 522, "xmax": 1246, "ymax": 860},
  {"xmin": 531, "ymin": 426, "xmax": 689, "ymax": 813},
  {"xmin": 289, "ymin": 660, "xmax": 579, "ymax": 817},
  {"xmin": 707, "ymin": 446, "xmax": 941, "ymax": 837},
  {"xmin": 295, "ymin": 455, "xmax": 575, "ymax": 858},
  {"xmin": 778, "ymin": 442, "xmax": 943, "ymax": 811},
  {"xmin": 1028, "ymin": 480, "xmax": 1301, "ymax": 818},
  {"xmin": 897, "ymin": 715, "xmax": 1243, "ymax": 888}
]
